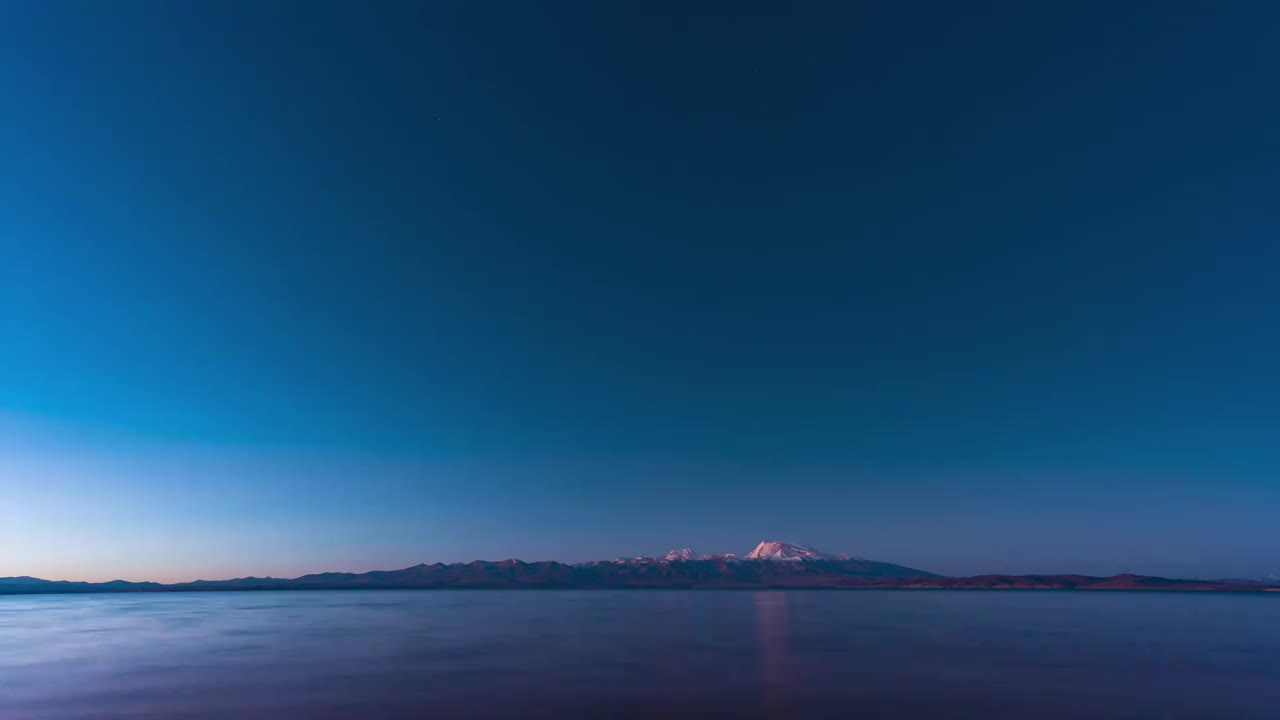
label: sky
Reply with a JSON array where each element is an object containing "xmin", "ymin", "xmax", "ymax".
[{"xmin": 2, "ymin": 2, "xmax": 1278, "ymax": 583}]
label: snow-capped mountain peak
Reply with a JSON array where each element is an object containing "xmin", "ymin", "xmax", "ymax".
[
  {"xmin": 602, "ymin": 542, "xmax": 854, "ymax": 565},
  {"xmin": 745, "ymin": 540, "xmax": 838, "ymax": 561},
  {"xmin": 663, "ymin": 548, "xmax": 703, "ymax": 562},
  {"xmin": 610, "ymin": 556, "xmax": 655, "ymax": 564}
]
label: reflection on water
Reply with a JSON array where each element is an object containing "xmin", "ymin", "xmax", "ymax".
[
  {"xmin": 2, "ymin": 590, "xmax": 1279, "ymax": 719},
  {"xmin": 753, "ymin": 591, "xmax": 789, "ymax": 711}
]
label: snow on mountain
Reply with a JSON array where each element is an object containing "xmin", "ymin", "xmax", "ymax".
[
  {"xmin": 597, "ymin": 542, "xmax": 853, "ymax": 565},
  {"xmin": 745, "ymin": 540, "xmax": 842, "ymax": 561},
  {"xmin": 663, "ymin": 548, "xmax": 704, "ymax": 562}
]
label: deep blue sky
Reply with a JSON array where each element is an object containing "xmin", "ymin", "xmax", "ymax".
[{"xmin": 2, "ymin": 2, "xmax": 1278, "ymax": 582}]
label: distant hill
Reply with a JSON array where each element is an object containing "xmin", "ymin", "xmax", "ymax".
[
  {"xmin": 5, "ymin": 541, "xmax": 1278, "ymax": 595},
  {"xmin": 0, "ymin": 576, "xmax": 163, "ymax": 593}
]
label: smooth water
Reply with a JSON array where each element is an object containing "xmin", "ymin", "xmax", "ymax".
[{"xmin": 2, "ymin": 589, "xmax": 1277, "ymax": 719}]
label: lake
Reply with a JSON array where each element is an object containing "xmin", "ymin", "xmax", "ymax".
[{"xmin": 2, "ymin": 589, "xmax": 1277, "ymax": 719}]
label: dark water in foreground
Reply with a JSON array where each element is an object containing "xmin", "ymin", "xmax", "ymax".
[{"xmin": 2, "ymin": 590, "xmax": 1278, "ymax": 719}]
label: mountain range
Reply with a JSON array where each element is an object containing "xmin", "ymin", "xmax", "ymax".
[{"xmin": 3, "ymin": 541, "xmax": 1277, "ymax": 595}]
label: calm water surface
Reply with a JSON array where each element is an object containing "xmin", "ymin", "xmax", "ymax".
[{"xmin": 2, "ymin": 590, "xmax": 1278, "ymax": 719}]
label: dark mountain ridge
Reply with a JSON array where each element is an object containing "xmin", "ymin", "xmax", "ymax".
[
  {"xmin": 4, "ymin": 564, "xmax": 1275, "ymax": 595},
  {"xmin": 5, "ymin": 542, "xmax": 1277, "ymax": 595}
]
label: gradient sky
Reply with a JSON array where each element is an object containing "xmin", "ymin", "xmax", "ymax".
[{"xmin": 2, "ymin": 2, "xmax": 1278, "ymax": 583}]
